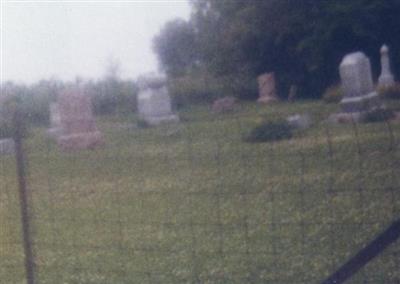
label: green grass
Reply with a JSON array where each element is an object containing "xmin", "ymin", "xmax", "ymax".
[{"xmin": 1, "ymin": 100, "xmax": 400, "ymax": 283}]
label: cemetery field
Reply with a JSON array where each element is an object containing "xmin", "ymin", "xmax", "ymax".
[{"xmin": 1, "ymin": 100, "xmax": 400, "ymax": 283}]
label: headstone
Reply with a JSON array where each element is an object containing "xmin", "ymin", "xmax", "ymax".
[
  {"xmin": 378, "ymin": 44, "xmax": 395, "ymax": 88},
  {"xmin": 46, "ymin": 103, "xmax": 63, "ymax": 138},
  {"xmin": 57, "ymin": 88, "xmax": 102, "ymax": 150},
  {"xmin": 137, "ymin": 74, "xmax": 179, "ymax": 126},
  {"xmin": 0, "ymin": 138, "xmax": 15, "ymax": 155},
  {"xmin": 287, "ymin": 114, "xmax": 311, "ymax": 129},
  {"xmin": 339, "ymin": 52, "xmax": 382, "ymax": 113},
  {"xmin": 257, "ymin": 72, "xmax": 279, "ymax": 103},
  {"xmin": 287, "ymin": 85, "xmax": 298, "ymax": 102},
  {"xmin": 212, "ymin": 96, "xmax": 237, "ymax": 113}
]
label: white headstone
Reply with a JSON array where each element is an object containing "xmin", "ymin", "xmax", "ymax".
[
  {"xmin": 378, "ymin": 44, "xmax": 395, "ymax": 88},
  {"xmin": 137, "ymin": 75, "xmax": 179, "ymax": 126},
  {"xmin": 287, "ymin": 114, "xmax": 311, "ymax": 129},
  {"xmin": 47, "ymin": 103, "xmax": 63, "ymax": 138},
  {"xmin": 339, "ymin": 52, "xmax": 381, "ymax": 113}
]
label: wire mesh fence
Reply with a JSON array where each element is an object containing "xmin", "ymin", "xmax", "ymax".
[{"xmin": 1, "ymin": 103, "xmax": 400, "ymax": 283}]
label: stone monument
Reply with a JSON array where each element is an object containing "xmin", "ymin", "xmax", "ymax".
[
  {"xmin": 287, "ymin": 85, "xmax": 298, "ymax": 102},
  {"xmin": 257, "ymin": 72, "xmax": 279, "ymax": 103},
  {"xmin": 339, "ymin": 52, "xmax": 382, "ymax": 113},
  {"xmin": 46, "ymin": 102, "xmax": 62, "ymax": 138},
  {"xmin": 287, "ymin": 114, "xmax": 312, "ymax": 130},
  {"xmin": 329, "ymin": 52, "xmax": 383, "ymax": 123},
  {"xmin": 137, "ymin": 74, "xmax": 179, "ymax": 126},
  {"xmin": 56, "ymin": 88, "xmax": 102, "ymax": 150},
  {"xmin": 378, "ymin": 44, "xmax": 395, "ymax": 88}
]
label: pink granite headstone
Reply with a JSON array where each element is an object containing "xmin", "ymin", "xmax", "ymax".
[
  {"xmin": 57, "ymin": 88, "xmax": 102, "ymax": 150},
  {"xmin": 257, "ymin": 72, "xmax": 279, "ymax": 103}
]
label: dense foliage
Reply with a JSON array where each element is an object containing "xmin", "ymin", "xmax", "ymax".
[
  {"xmin": 154, "ymin": 0, "xmax": 400, "ymax": 100},
  {"xmin": 245, "ymin": 120, "xmax": 293, "ymax": 143},
  {"xmin": 0, "ymin": 77, "xmax": 137, "ymax": 128}
]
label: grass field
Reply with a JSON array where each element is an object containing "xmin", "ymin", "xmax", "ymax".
[{"xmin": 1, "ymin": 100, "xmax": 400, "ymax": 283}]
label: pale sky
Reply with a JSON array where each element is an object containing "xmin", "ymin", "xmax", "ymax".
[{"xmin": 0, "ymin": 0, "xmax": 190, "ymax": 84}]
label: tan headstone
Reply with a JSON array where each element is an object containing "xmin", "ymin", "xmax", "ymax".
[{"xmin": 257, "ymin": 72, "xmax": 278, "ymax": 103}]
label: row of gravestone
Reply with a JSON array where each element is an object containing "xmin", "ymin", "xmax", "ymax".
[
  {"xmin": 255, "ymin": 44, "xmax": 396, "ymax": 105},
  {"xmin": 47, "ymin": 75, "xmax": 180, "ymax": 151},
  {"xmin": 330, "ymin": 45, "xmax": 396, "ymax": 123},
  {"xmin": 1, "ymin": 45, "xmax": 397, "ymax": 153}
]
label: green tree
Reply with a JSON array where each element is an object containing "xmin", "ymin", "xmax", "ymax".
[
  {"xmin": 155, "ymin": 0, "xmax": 400, "ymax": 99},
  {"xmin": 153, "ymin": 19, "xmax": 198, "ymax": 77}
]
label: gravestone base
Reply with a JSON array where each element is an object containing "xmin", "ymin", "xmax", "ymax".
[
  {"xmin": 141, "ymin": 114, "xmax": 179, "ymax": 126},
  {"xmin": 340, "ymin": 92, "xmax": 382, "ymax": 113},
  {"xmin": 57, "ymin": 131, "xmax": 102, "ymax": 151}
]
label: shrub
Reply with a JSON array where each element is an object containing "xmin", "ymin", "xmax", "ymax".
[
  {"xmin": 86, "ymin": 80, "xmax": 138, "ymax": 116},
  {"xmin": 245, "ymin": 120, "xmax": 293, "ymax": 143},
  {"xmin": 0, "ymin": 96, "xmax": 29, "ymax": 139},
  {"xmin": 168, "ymin": 74, "xmax": 223, "ymax": 107},
  {"xmin": 0, "ymin": 120, "xmax": 14, "ymax": 139},
  {"xmin": 168, "ymin": 71, "xmax": 258, "ymax": 107},
  {"xmin": 364, "ymin": 108, "xmax": 395, "ymax": 123},
  {"xmin": 377, "ymin": 83, "xmax": 400, "ymax": 100},
  {"xmin": 322, "ymin": 85, "xmax": 343, "ymax": 103}
]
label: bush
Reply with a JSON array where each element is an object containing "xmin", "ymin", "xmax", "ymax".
[
  {"xmin": 245, "ymin": 120, "xmax": 293, "ymax": 143},
  {"xmin": 364, "ymin": 108, "xmax": 395, "ymax": 123},
  {"xmin": 168, "ymin": 71, "xmax": 257, "ymax": 107},
  {"xmin": 0, "ymin": 96, "xmax": 29, "ymax": 139},
  {"xmin": 86, "ymin": 80, "xmax": 138, "ymax": 116},
  {"xmin": 322, "ymin": 85, "xmax": 343, "ymax": 103},
  {"xmin": 0, "ymin": 120, "xmax": 14, "ymax": 139},
  {"xmin": 377, "ymin": 83, "xmax": 400, "ymax": 100}
]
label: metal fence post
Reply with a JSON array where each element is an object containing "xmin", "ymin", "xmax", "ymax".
[{"xmin": 13, "ymin": 110, "xmax": 36, "ymax": 284}]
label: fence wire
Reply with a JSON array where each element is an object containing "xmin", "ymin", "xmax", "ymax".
[{"xmin": 1, "ymin": 106, "xmax": 400, "ymax": 283}]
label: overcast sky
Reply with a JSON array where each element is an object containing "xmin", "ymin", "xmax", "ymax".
[{"xmin": 0, "ymin": 1, "xmax": 190, "ymax": 84}]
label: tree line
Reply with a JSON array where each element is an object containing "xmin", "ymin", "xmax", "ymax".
[{"xmin": 153, "ymin": 0, "xmax": 400, "ymax": 101}]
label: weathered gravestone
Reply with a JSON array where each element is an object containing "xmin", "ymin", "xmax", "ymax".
[
  {"xmin": 378, "ymin": 44, "xmax": 395, "ymax": 89},
  {"xmin": 46, "ymin": 102, "xmax": 62, "ymax": 138},
  {"xmin": 212, "ymin": 96, "xmax": 237, "ymax": 113},
  {"xmin": 257, "ymin": 72, "xmax": 279, "ymax": 103},
  {"xmin": 287, "ymin": 114, "xmax": 312, "ymax": 130},
  {"xmin": 57, "ymin": 88, "xmax": 102, "ymax": 150},
  {"xmin": 339, "ymin": 52, "xmax": 382, "ymax": 114},
  {"xmin": 137, "ymin": 75, "xmax": 179, "ymax": 126},
  {"xmin": 287, "ymin": 85, "xmax": 298, "ymax": 102}
]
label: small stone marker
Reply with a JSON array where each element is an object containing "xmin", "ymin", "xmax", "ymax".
[
  {"xmin": 212, "ymin": 96, "xmax": 237, "ymax": 113},
  {"xmin": 287, "ymin": 114, "xmax": 311, "ymax": 130},
  {"xmin": 288, "ymin": 85, "xmax": 298, "ymax": 102},
  {"xmin": 378, "ymin": 44, "xmax": 395, "ymax": 88},
  {"xmin": 47, "ymin": 103, "xmax": 63, "ymax": 138},
  {"xmin": 257, "ymin": 72, "xmax": 278, "ymax": 103},
  {"xmin": 0, "ymin": 138, "xmax": 15, "ymax": 155},
  {"xmin": 339, "ymin": 52, "xmax": 382, "ymax": 113},
  {"xmin": 57, "ymin": 88, "xmax": 102, "ymax": 150},
  {"xmin": 137, "ymin": 74, "xmax": 179, "ymax": 126}
]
